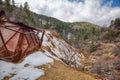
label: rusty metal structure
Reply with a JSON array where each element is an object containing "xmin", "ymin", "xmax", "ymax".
[{"xmin": 0, "ymin": 11, "xmax": 45, "ymax": 62}]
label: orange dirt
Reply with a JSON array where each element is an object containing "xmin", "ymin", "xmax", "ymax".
[{"xmin": 38, "ymin": 60, "xmax": 105, "ymax": 80}]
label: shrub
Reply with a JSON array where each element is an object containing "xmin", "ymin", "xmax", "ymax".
[{"xmin": 103, "ymin": 30, "xmax": 118, "ymax": 41}]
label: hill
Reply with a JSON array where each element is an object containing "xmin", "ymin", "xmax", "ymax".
[
  {"xmin": 1, "ymin": 1, "xmax": 120, "ymax": 80},
  {"xmin": 0, "ymin": 1, "xmax": 101, "ymax": 50},
  {"xmin": 0, "ymin": 30, "xmax": 105, "ymax": 80},
  {"xmin": 71, "ymin": 22, "xmax": 100, "ymax": 29}
]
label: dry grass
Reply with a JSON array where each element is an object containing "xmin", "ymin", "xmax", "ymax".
[
  {"xmin": 38, "ymin": 60, "xmax": 104, "ymax": 80},
  {"xmin": 51, "ymin": 30, "xmax": 62, "ymax": 39},
  {"xmin": 78, "ymin": 49, "xmax": 90, "ymax": 60}
]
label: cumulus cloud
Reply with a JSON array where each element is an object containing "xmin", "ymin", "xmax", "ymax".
[{"xmin": 14, "ymin": 0, "xmax": 120, "ymax": 26}]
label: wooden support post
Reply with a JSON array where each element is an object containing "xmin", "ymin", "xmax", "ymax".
[{"xmin": 40, "ymin": 30, "xmax": 45, "ymax": 47}]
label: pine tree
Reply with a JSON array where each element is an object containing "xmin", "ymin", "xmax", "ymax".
[
  {"xmin": 114, "ymin": 18, "xmax": 120, "ymax": 29},
  {"xmin": 12, "ymin": 0, "xmax": 15, "ymax": 7},
  {"xmin": 0, "ymin": 0, "xmax": 2, "ymax": 4},
  {"xmin": 24, "ymin": 2, "xmax": 29, "ymax": 12},
  {"xmin": 24, "ymin": 2, "xmax": 31, "ymax": 17},
  {"xmin": 5, "ymin": 0, "xmax": 14, "ymax": 12},
  {"xmin": 24, "ymin": 2, "xmax": 30, "ymax": 18},
  {"xmin": 20, "ymin": 4, "xmax": 23, "ymax": 11},
  {"xmin": 24, "ymin": 2, "xmax": 35, "ymax": 26},
  {"xmin": 5, "ymin": 0, "xmax": 10, "ymax": 6}
]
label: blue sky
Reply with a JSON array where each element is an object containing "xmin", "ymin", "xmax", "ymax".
[
  {"xmin": 110, "ymin": 0, "xmax": 120, "ymax": 7},
  {"xmin": 103, "ymin": 0, "xmax": 120, "ymax": 7},
  {"xmin": 15, "ymin": 0, "xmax": 120, "ymax": 26},
  {"xmin": 69, "ymin": 0, "xmax": 120, "ymax": 7}
]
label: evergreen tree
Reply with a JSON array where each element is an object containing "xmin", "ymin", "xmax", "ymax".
[
  {"xmin": 0, "ymin": 0, "xmax": 2, "ymax": 4},
  {"xmin": 20, "ymin": 4, "xmax": 23, "ymax": 11},
  {"xmin": 12, "ymin": 0, "xmax": 15, "ymax": 7},
  {"xmin": 5, "ymin": 0, "xmax": 10, "ymax": 6},
  {"xmin": 110, "ymin": 18, "xmax": 120, "ymax": 29},
  {"xmin": 23, "ymin": 2, "xmax": 36, "ymax": 26},
  {"xmin": 5, "ymin": 0, "xmax": 14, "ymax": 12},
  {"xmin": 24, "ymin": 2, "xmax": 29, "ymax": 12},
  {"xmin": 24, "ymin": 2, "xmax": 31, "ymax": 18},
  {"xmin": 114, "ymin": 18, "xmax": 120, "ymax": 29}
]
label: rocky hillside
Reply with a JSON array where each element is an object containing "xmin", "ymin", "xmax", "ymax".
[
  {"xmin": 83, "ymin": 19, "xmax": 120, "ymax": 80},
  {"xmin": 39, "ymin": 30, "xmax": 89, "ymax": 69},
  {"xmin": 89, "ymin": 42, "xmax": 120, "ymax": 80}
]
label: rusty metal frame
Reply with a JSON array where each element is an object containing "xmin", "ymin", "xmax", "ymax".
[
  {"xmin": 4, "ymin": 28, "xmax": 21, "ymax": 46},
  {"xmin": 0, "ymin": 31, "xmax": 8, "ymax": 52},
  {"xmin": 21, "ymin": 29, "xmax": 30, "ymax": 55},
  {"xmin": 33, "ymin": 32, "xmax": 39, "ymax": 44},
  {"xmin": 35, "ymin": 31, "xmax": 41, "ymax": 44},
  {"xmin": 3, "ymin": 26, "xmax": 25, "ymax": 34},
  {"xmin": 29, "ymin": 31, "xmax": 39, "ymax": 49},
  {"xmin": 0, "ymin": 21, "xmax": 45, "ymax": 62},
  {"xmin": 40, "ymin": 31, "xmax": 45, "ymax": 47},
  {"xmin": 29, "ymin": 36, "xmax": 36, "ymax": 50},
  {"xmin": 13, "ymin": 29, "xmax": 24, "ymax": 62},
  {"xmin": 24, "ymin": 32, "xmax": 31, "ymax": 48},
  {"xmin": 29, "ymin": 31, "xmax": 36, "ymax": 46}
]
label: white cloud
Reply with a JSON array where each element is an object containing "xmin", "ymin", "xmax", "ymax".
[{"xmin": 14, "ymin": 0, "xmax": 120, "ymax": 26}]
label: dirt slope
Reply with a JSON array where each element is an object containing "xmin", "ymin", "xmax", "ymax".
[
  {"xmin": 40, "ymin": 30, "xmax": 88, "ymax": 69},
  {"xmin": 38, "ymin": 60, "xmax": 104, "ymax": 80}
]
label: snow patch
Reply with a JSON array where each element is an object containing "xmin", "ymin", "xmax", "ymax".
[
  {"xmin": 21, "ymin": 52, "xmax": 53, "ymax": 66},
  {"xmin": 0, "ymin": 51, "xmax": 54, "ymax": 80}
]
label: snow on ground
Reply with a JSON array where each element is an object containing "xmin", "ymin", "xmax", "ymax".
[
  {"xmin": 0, "ymin": 51, "xmax": 54, "ymax": 80},
  {"xmin": 41, "ymin": 31, "xmax": 85, "ymax": 68}
]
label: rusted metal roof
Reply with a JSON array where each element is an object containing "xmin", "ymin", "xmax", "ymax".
[{"xmin": 0, "ymin": 11, "xmax": 45, "ymax": 62}]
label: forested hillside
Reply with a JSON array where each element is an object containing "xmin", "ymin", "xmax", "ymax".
[{"xmin": 0, "ymin": 0, "xmax": 101, "ymax": 52}]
